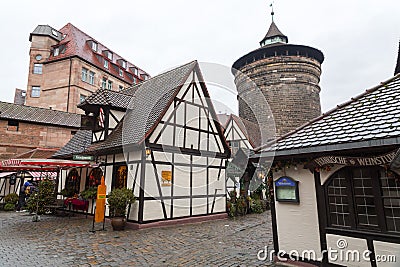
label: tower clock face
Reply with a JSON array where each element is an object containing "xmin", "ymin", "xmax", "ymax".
[{"xmin": 35, "ymin": 54, "xmax": 42, "ymax": 61}]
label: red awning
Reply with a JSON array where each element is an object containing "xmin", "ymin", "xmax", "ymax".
[
  {"xmin": 29, "ymin": 171, "xmax": 58, "ymax": 181},
  {"xmin": 0, "ymin": 159, "xmax": 95, "ymax": 171}
]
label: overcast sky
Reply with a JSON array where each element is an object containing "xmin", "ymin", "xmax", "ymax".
[{"xmin": 0, "ymin": 0, "xmax": 399, "ymax": 113}]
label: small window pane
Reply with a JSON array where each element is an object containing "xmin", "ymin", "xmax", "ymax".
[
  {"xmin": 107, "ymin": 80, "xmax": 112, "ymax": 90},
  {"xmin": 104, "ymin": 60, "xmax": 108, "ymax": 69},
  {"xmin": 82, "ymin": 68, "xmax": 88, "ymax": 82},
  {"xmin": 102, "ymin": 78, "xmax": 107, "ymax": 89},
  {"xmin": 31, "ymin": 86, "xmax": 40, "ymax": 97},
  {"xmin": 89, "ymin": 71, "xmax": 95, "ymax": 85},
  {"xmin": 33, "ymin": 64, "xmax": 42, "ymax": 74}
]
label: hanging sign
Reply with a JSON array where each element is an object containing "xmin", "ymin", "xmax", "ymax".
[
  {"xmin": 275, "ymin": 176, "xmax": 299, "ymax": 203},
  {"xmin": 73, "ymin": 155, "xmax": 94, "ymax": 161},
  {"xmin": 95, "ymin": 176, "xmax": 106, "ymax": 223}
]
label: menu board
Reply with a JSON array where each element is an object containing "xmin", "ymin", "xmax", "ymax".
[{"xmin": 275, "ymin": 176, "xmax": 299, "ymax": 203}]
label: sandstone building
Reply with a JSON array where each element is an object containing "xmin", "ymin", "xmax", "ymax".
[
  {"xmin": 0, "ymin": 102, "xmax": 81, "ymax": 160},
  {"xmin": 26, "ymin": 23, "xmax": 150, "ymax": 113},
  {"xmin": 232, "ymin": 18, "xmax": 324, "ymax": 138}
]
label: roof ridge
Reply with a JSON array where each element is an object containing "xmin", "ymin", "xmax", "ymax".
[
  {"xmin": 0, "ymin": 101, "xmax": 80, "ymax": 117},
  {"xmin": 255, "ymin": 73, "xmax": 400, "ymax": 152}
]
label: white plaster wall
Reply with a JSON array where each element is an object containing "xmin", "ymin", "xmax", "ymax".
[
  {"xmin": 326, "ymin": 234, "xmax": 370, "ymax": 267},
  {"xmin": 143, "ymin": 200, "xmax": 164, "ymax": 221},
  {"xmin": 192, "ymin": 197, "xmax": 207, "ymax": 215},
  {"xmin": 274, "ymin": 168, "xmax": 322, "ymax": 260},
  {"xmin": 173, "ymin": 198, "xmax": 190, "ymax": 217},
  {"xmin": 374, "ymin": 241, "xmax": 400, "ymax": 267}
]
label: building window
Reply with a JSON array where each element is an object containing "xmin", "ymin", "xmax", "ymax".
[
  {"xmin": 102, "ymin": 78, "xmax": 107, "ymax": 89},
  {"xmin": 33, "ymin": 64, "xmax": 42, "ymax": 74},
  {"xmin": 107, "ymin": 51, "xmax": 113, "ymax": 60},
  {"xmin": 65, "ymin": 168, "xmax": 81, "ymax": 196},
  {"xmin": 104, "ymin": 60, "xmax": 108, "ymax": 69},
  {"xmin": 120, "ymin": 60, "xmax": 126, "ymax": 69},
  {"xmin": 31, "ymin": 86, "xmax": 41, "ymax": 97},
  {"xmin": 87, "ymin": 167, "xmax": 103, "ymax": 188},
  {"xmin": 89, "ymin": 71, "xmax": 95, "ymax": 85},
  {"xmin": 113, "ymin": 165, "xmax": 127, "ymax": 189},
  {"xmin": 107, "ymin": 80, "xmax": 112, "ymax": 90},
  {"xmin": 53, "ymin": 47, "xmax": 59, "ymax": 56},
  {"xmin": 80, "ymin": 94, "xmax": 86, "ymax": 103},
  {"xmin": 230, "ymin": 141, "xmax": 240, "ymax": 155},
  {"xmin": 7, "ymin": 120, "xmax": 19, "ymax": 131},
  {"xmin": 132, "ymin": 67, "xmax": 138, "ymax": 76},
  {"xmin": 92, "ymin": 42, "xmax": 97, "ymax": 51},
  {"xmin": 119, "ymin": 69, "xmax": 123, "ymax": 77},
  {"xmin": 326, "ymin": 167, "xmax": 400, "ymax": 234},
  {"xmin": 119, "ymin": 85, "xmax": 124, "ymax": 91},
  {"xmin": 133, "ymin": 77, "xmax": 137, "ymax": 84},
  {"xmin": 81, "ymin": 68, "xmax": 88, "ymax": 82}
]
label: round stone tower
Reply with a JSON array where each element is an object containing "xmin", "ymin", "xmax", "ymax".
[{"xmin": 232, "ymin": 18, "xmax": 324, "ymax": 139}]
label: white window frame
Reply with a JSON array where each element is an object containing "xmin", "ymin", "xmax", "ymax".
[
  {"xmin": 107, "ymin": 51, "xmax": 113, "ymax": 60},
  {"xmin": 53, "ymin": 48, "xmax": 59, "ymax": 56},
  {"xmin": 31, "ymin": 86, "xmax": 41, "ymax": 97},
  {"xmin": 104, "ymin": 60, "xmax": 108, "ymax": 69},
  {"xmin": 119, "ymin": 69, "xmax": 123, "ymax": 77},
  {"xmin": 82, "ymin": 67, "xmax": 88, "ymax": 82},
  {"xmin": 107, "ymin": 80, "xmax": 112, "ymax": 90},
  {"xmin": 89, "ymin": 71, "xmax": 95, "ymax": 85},
  {"xmin": 102, "ymin": 78, "xmax": 107, "ymax": 89},
  {"xmin": 33, "ymin": 63, "xmax": 42, "ymax": 74},
  {"xmin": 92, "ymin": 42, "xmax": 97, "ymax": 52}
]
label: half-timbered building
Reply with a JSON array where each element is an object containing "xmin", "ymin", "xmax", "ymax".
[
  {"xmin": 256, "ymin": 74, "xmax": 400, "ymax": 266},
  {"xmin": 54, "ymin": 61, "xmax": 230, "ymax": 226}
]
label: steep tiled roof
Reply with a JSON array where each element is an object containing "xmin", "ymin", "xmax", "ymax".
[
  {"xmin": 44, "ymin": 23, "xmax": 149, "ymax": 85},
  {"xmin": 260, "ymin": 21, "xmax": 288, "ymax": 45},
  {"xmin": 0, "ymin": 101, "xmax": 80, "ymax": 128},
  {"xmin": 86, "ymin": 61, "xmax": 198, "ymax": 154},
  {"xmin": 231, "ymin": 115, "xmax": 262, "ymax": 148},
  {"xmin": 52, "ymin": 130, "xmax": 92, "ymax": 159},
  {"xmin": 78, "ymin": 88, "xmax": 132, "ymax": 110},
  {"xmin": 257, "ymin": 74, "xmax": 400, "ymax": 156}
]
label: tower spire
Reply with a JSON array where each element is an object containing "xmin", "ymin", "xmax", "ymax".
[{"xmin": 270, "ymin": 2, "xmax": 275, "ymax": 22}]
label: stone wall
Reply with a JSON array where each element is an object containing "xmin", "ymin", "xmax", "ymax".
[
  {"xmin": 235, "ymin": 55, "xmax": 322, "ymax": 138},
  {"xmin": 0, "ymin": 120, "xmax": 76, "ymax": 160}
]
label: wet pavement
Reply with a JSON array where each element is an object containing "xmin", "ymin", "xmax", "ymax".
[{"xmin": 0, "ymin": 211, "xmax": 274, "ymax": 266}]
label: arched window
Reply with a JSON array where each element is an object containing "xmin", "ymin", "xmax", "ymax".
[
  {"xmin": 325, "ymin": 167, "xmax": 400, "ymax": 234},
  {"xmin": 65, "ymin": 168, "xmax": 81, "ymax": 195},
  {"xmin": 113, "ymin": 165, "xmax": 127, "ymax": 189},
  {"xmin": 87, "ymin": 167, "xmax": 103, "ymax": 188}
]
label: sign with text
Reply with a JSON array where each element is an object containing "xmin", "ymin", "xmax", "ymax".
[
  {"xmin": 310, "ymin": 150, "xmax": 396, "ymax": 168},
  {"xmin": 275, "ymin": 176, "xmax": 299, "ymax": 203},
  {"xmin": 73, "ymin": 155, "xmax": 94, "ymax": 161},
  {"xmin": 161, "ymin": 170, "xmax": 172, "ymax": 186}
]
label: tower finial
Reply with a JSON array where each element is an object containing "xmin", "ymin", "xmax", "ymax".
[{"xmin": 270, "ymin": 1, "xmax": 275, "ymax": 22}]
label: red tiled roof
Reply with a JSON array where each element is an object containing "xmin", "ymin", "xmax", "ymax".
[{"xmin": 46, "ymin": 23, "xmax": 150, "ymax": 85}]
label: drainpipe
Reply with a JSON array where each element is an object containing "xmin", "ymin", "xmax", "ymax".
[{"xmin": 66, "ymin": 57, "xmax": 72, "ymax": 112}]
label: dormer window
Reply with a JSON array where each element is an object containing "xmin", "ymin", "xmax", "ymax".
[
  {"xmin": 117, "ymin": 59, "xmax": 127, "ymax": 69},
  {"xmin": 119, "ymin": 69, "xmax": 123, "ymax": 77},
  {"xmin": 51, "ymin": 29, "xmax": 58, "ymax": 37},
  {"xmin": 104, "ymin": 50, "xmax": 113, "ymax": 60},
  {"xmin": 104, "ymin": 60, "xmax": 108, "ymax": 69},
  {"xmin": 53, "ymin": 47, "xmax": 59, "ymax": 56},
  {"xmin": 141, "ymin": 74, "xmax": 149, "ymax": 81},
  {"xmin": 92, "ymin": 42, "xmax": 97, "ymax": 52},
  {"xmin": 131, "ymin": 67, "xmax": 138, "ymax": 76}
]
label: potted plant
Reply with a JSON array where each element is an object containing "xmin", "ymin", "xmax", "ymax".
[{"xmin": 107, "ymin": 188, "xmax": 135, "ymax": 231}]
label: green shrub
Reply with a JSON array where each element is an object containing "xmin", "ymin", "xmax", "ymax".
[
  {"xmin": 250, "ymin": 199, "xmax": 264, "ymax": 214},
  {"xmin": 236, "ymin": 196, "xmax": 248, "ymax": 216},
  {"xmin": 80, "ymin": 187, "xmax": 98, "ymax": 200},
  {"xmin": 4, "ymin": 193, "xmax": 18, "ymax": 204},
  {"xmin": 4, "ymin": 203, "xmax": 15, "ymax": 211}
]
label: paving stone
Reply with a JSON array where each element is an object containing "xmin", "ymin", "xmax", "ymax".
[{"xmin": 0, "ymin": 211, "xmax": 275, "ymax": 266}]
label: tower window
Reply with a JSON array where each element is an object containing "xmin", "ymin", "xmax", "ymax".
[
  {"xmin": 31, "ymin": 86, "xmax": 41, "ymax": 97},
  {"xmin": 33, "ymin": 64, "xmax": 42, "ymax": 74}
]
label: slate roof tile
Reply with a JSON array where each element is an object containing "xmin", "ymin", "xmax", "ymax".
[
  {"xmin": 52, "ymin": 130, "xmax": 92, "ymax": 158},
  {"xmin": 0, "ymin": 101, "xmax": 80, "ymax": 128}
]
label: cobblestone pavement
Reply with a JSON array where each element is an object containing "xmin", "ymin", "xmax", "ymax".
[{"xmin": 0, "ymin": 211, "xmax": 274, "ymax": 266}]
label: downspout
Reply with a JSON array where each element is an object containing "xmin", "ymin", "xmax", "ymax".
[{"xmin": 66, "ymin": 57, "xmax": 72, "ymax": 112}]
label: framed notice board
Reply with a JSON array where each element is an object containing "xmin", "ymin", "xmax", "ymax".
[{"xmin": 275, "ymin": 176, "xmax": 299, "ymax": 203}]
